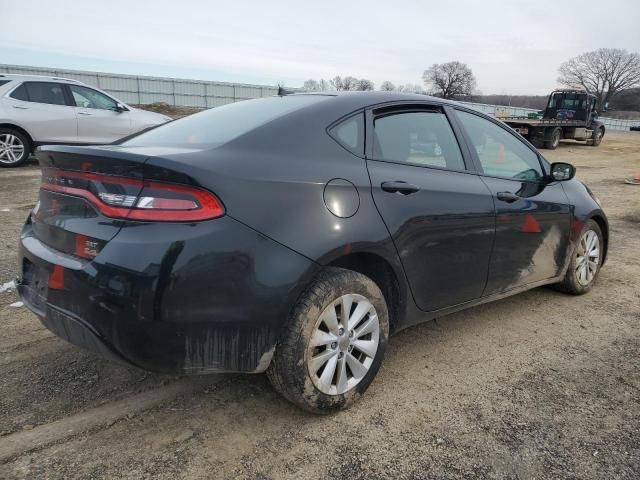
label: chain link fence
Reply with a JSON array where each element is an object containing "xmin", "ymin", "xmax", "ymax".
[
  {"xmin": 2, "ymin": 64, "xmax": 639, "ymax": 131},
  {"xmin": 1, "ymin": 64, "xmax": 278, "ymax": 108}
]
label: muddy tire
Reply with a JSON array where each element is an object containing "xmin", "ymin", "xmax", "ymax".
[
  {"xmin": 267, "ymin": 267, "xmax": 389, "ymax": 414},
  {"xmin": 544, "ymin": 127, "xmax": 562, "ymax": 150},
  {"xmin": 554, "ymin": 219, "xmax": 604, "ymax": 295}
]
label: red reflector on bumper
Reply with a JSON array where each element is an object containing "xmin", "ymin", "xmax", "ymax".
[{"xmin": 49, "ymin": 265, "xmax": 65, "ymax": 290}]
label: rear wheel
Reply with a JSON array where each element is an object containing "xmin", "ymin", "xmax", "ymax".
[
  {"xmin": 267, "ymin": 267, "xmax": 389, "ymax": 413},
  {"xmin": 554, "ymin": 220, "xmax": 603, "ymax": 295},
  {"xmin": 544, "ymin": 127, "xmax": 562, "ymax": 150},
  {"xmin": 0, "ymin": 129, "xmax": 30, "ymax": 167}
]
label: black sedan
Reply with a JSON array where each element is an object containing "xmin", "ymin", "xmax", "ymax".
[{"xmin": 17, "ymin": 92, "xmax": 608, "ymax": 413}]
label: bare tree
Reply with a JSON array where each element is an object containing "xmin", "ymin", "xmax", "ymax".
[
  {"xmin": 558, "ymin": 48, "xmax": 640, "ymax": 110},
  {"xmin": 380, "ymin": 81, "xmax": 396, "ymax": 91},
  {"xmin": 342, "ymin": 76, "xmax": 360, "ymax": 90},
  {"xmin": 330, "ymin": 76, "xmax": 344, "ymax": 90},
  {"xmin": 355, "ymin": 78, "xmax": 375, "ymax": 91},
  {"xmin": 303, "ymin": 79, "xmax": 332, "ymax": 91},
  {"xmin": 329, "ymin": 75, "xmax": 374, "ymax": 91},
  {"xmin": 303, "ymin": 79, "xmax": 321, "ymax": 91},
  {"xmin": 422, "ymin": 61, "xmax": 476, "ymax": 99},
  {"xmin": 396, "ymin": 83, "xmax": 427, "ymax": 94}
]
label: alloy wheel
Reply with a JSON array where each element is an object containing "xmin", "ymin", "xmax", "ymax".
[
  {"xmin": 0, "ymin": 134, "xmax": 25, "ymax": 165},
  {"xmin": 576, "ymin": 230, "xmax": 600, "ymax": 286},
  {"xmin": 307, "ymin": 293, "xmax": 380, "ymax": 395}
]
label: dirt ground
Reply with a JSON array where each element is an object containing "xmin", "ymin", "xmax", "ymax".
[{"xmin": 0, "ymin": 132, "xmax": 639, "ymax": 479}]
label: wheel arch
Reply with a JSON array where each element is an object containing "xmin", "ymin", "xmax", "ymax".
[
  {"xmin": 326, "ymin": 251, "xmax": 404, "ymax": 334},
  {"xmin": 590, "ymin": 213, "xmax": 609, "ymax": 265},
  {"xmin": 0, "ymin": 123, "xmax": 34, "ymax": 150}
]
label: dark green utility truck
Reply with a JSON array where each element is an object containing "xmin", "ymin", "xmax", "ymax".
[{"xmin": 501, "ymin": 89, "xmax": 605, "ymax": 149}]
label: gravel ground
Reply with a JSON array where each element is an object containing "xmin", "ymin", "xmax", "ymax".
[{"xmin": 0, "ymin": 132, "xmax": 639, "ymax": 479}]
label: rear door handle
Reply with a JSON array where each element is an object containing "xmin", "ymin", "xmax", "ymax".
[
  {"xmin": 381, "ymin": 181, "xmax": 420, "ymax": 195},
  {"xmin": 497, "ymin": 191, "xmax": 520, "ymax": 203},
  {"xmin": 77, "ymin": 112, "xmax": 92, "ymax": 116},
  {"xmin": 13, "ymin": 105, "xmax": 29, "ymax": 110}
]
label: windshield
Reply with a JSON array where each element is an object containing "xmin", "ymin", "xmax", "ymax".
[{"xmin": 123, "ymin": 95, "xmax": 328, "ymax": 149}]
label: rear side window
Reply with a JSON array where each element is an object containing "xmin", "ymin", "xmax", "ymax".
[
  {"xmin": 0, "ymin": 80, "xmax": 10, "ymax": 87},
  {"xmin": 10, "ymin": 84, "xmax": 29, "ymax": 101},
  {"xmin": 124, "ymin": 95, "xmax": 328, "ymax": 149},
  {"xmin": 373, "ymin": 110, "xmax": 465, "ymax": 170},
  {"xmin": 329, "ymin": 113, "xmax": 364, "ymax": 155},
  {"xmin": 10, "ymin": 82, "xmax": 67, "ymax": 106}
]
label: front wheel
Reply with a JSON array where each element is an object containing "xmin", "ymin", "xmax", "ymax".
[
  {"xmin": 590, "ymin": 128, "xmax": 603, "ymax": 147},
  {"xmin": 554, "ymin": 220, "xmax": 604, "ymax": 294},
  {"xmin": 267, "ymin": 267, "xmax": 389, "ymax": 413}
]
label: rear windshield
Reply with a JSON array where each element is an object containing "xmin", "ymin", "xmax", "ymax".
[{"xmin": 123, "ymin": 95, "xmax": 328, "ymax": 149}]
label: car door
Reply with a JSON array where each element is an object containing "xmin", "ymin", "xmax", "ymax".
[
  {"xmin": 67, "ymin": 84, "xmax": 131, "ymax": 143},
  {"xmin": 366, "ymin": 104, "xmax": 495, "ymax": 312},
  {"xmin": 454, "ymin": 108, "xmax": 572, "ymax": 295},
  {"xmin": 6, "ymin": 81, "xmax": 78, "ymax": 143}
]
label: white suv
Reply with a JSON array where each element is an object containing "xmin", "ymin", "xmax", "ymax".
[{"xmin": 0, "ymin": 74, "xmax": 172, "ymax": 167}]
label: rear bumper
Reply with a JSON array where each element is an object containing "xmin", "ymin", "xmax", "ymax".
[
  {"xmin": 17, "ymin": 289, "xmax": 128, "ymax": 365},
  {"xmin": 18, "ymin": 215, "xmax": 318, "ymax": 373}
]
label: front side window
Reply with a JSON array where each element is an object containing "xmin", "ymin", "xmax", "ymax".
[
  {"xmin": 373, "ymin": 110, "xmax": 465, "ymax": 170},
  {"xmin": 10, "ymin": 82, "xmax": 67, "ymax": 105},
  {"xmin": 69, "ymin": 85, "xmax": 117, "ymax": 110},
  {"xmin": 456, "ymin": 110, "xmax": 543, "ymax": 182}
]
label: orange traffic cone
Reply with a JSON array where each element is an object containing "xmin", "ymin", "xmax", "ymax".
[
  {"xmin": 521, "ymin": 213, "xmax": 541, "ymax": 233},
  {"xmin": 496, "ymin": 144, "xmax": 506, "ymax": 164}
]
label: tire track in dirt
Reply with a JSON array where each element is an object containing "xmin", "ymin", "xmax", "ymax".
[{"xmin": 0, "ymin": 375, "xmax": 221, "ymax": 463}]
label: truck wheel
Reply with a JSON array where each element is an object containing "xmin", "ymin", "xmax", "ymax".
[
  {"xmin": 590, "ymin": 128, "xmax": 603, "ymax": 147},
  {"xmin": 544, "ymin": 127, "xmax": 562, "ymax": 150},
  {"xmin": 528, "ymin": 134, "xmax": 544, "ymax": 149},
  {"xmin": 267, "ymin": 267, "xmax": 389, "ymax": 413},
  {"xmin": 0, "ymin": 128, "xmax": 31, "ymax": 167}
]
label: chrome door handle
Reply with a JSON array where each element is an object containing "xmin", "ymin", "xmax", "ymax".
[
  {"xmin": 13, "ymin": 105, "xmax": 29, "ymax": 109},
  {"xmin": 77, "ymin": 112, "xmax": 92, "ymax": 116}
]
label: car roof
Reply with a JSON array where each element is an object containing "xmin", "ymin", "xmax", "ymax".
[
  {"xmin": 0, "ymin": 73, "xmax": 82, "ymax": 84},
  {"xmin": 285, "ymin": 90, "xmax": 459, "ymax": 111}
]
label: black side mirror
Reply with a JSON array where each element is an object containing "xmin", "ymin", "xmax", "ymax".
[
  {"xmin": 114, "ymin": 103, "xmax": 127, "ymax": 113},
  {"xmin": 550, "ymin": 162, "xmax": 576, "ymax": 181}
]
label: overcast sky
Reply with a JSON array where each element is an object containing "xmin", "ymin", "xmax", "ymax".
[{"xmin": 2, "ymin": 0, "xmax": 639, "ymax": 94}]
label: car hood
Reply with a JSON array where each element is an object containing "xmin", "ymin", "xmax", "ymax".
[{"xmin": 127, "ymin": 107, "xmax": 173, "ymax": 125}]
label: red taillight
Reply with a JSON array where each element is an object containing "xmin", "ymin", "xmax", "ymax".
[{"xmin": 40, "ymin": 168, "xmax": 224, "ymax": 222}]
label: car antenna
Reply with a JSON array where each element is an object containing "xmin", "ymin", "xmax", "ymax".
[{"xmin": 277, "ymin": 84, "xmax": 295, "ymax": 96}]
